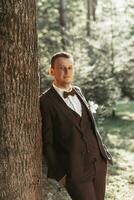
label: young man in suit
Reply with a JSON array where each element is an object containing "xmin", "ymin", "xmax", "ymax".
[{"xmin": 40, "ymin": 52, "xmax": 112, "ymax": 200}]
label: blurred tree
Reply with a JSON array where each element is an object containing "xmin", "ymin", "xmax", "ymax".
[
  {"xmin": 86, "ymin": 0, "xmax": 98, "ymax": 36},
  {"xmin": 0, "ymin": 0, "xmax": 41, "ymax": 199},
  {"xmin": 59, "ymin": 0, "xmax": 67, "ymax": 50},
  {"xmin": 37, "ymin": 0, "xmax": 63, "ymax": 92},
  {"xmin": 79, "ymin": 65, "xmax": 121, "ymax": 115},
  {"xmin": 113, "ymin": 1, "xmax": 134, "ymax": 99},
  {"xmin": 116, "ymin": 64, "xmax": 134, "ymax": 100},
  {"xmin": 37, "ymin": 0, "xmax": 134, "ymax": 103}
]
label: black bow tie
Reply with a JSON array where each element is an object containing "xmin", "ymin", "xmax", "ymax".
[{"xmin": 63, "ymin": 89, "xmax": 76, "ymax": 98}]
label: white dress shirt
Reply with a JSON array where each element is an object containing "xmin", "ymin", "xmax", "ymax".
[{"xmin": 53, "ymin": 83, "xmax": 82, "ymax": 117}]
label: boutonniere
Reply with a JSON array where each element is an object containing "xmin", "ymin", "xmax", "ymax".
[{"xmin": 88, "ymin": 101, "xmax": 98, "ymax": 113}]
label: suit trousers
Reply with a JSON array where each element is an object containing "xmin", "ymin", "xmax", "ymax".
[{"xmin": 65, "ymin": 157, "xmax": 107, "ymax": 200}]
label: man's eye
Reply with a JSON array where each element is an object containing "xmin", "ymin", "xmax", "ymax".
[{"xmin": 59, "ymin": 66, "xmax": 64, "ymax": 70}]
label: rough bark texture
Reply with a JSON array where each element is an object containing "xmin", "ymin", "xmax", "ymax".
[{"xmin": 0, "ymin": 1, "xmax": 41, "ymax": 200}]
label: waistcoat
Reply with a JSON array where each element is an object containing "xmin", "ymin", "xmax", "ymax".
[{"xmin": 70, "ymin": 96, "xmax": 102, "ymax": 160}]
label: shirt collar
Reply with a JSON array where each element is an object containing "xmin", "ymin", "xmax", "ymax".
[{"xmin": 52, "ymin": 83, "xmax": 73, "ymax": 98}]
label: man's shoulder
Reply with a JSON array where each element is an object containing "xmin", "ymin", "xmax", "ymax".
[
  {"xmin": 73, "ymin": 85, "xmax": 82, "ymax": 94},
  {"xmin": 73, "ymin": 85, "xmax": 81, "ymax": 91},
  {"xmin": 40, "ymin": 87, "xmax": 53, "ymax": 102}
]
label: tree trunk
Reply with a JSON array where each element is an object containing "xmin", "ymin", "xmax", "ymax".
[
  {"xmin": 87, "ymin": 0, "xmax": 91, "ymax": 36},
  {"xmin": 0, "ymin": 1, "xmax": 42, "ymax": 200},
  {"xmin": 87, "ymin": 0, "xmax": 97, "ymax": 36},
  {"xmin": 110, "ymin": 0, "xmax": 115, "ymax": 76},
  {"xmin": 59, "ymin": 0, "xmax": 66, "ymax": 50}
]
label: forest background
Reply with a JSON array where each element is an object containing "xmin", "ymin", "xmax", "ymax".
[
  {"xmin": 37, "ymin": 0, "xmax": 134, "ymax": 199},
  {"xmin": 0, "ymin": 0, "xmax": 133, "ymax": 199}
]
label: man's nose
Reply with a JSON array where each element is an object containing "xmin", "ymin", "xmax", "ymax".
[{"xmin": 64, "ymin": 68, "xmax": 69, "ymax": 74}]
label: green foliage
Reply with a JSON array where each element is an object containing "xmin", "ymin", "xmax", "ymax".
[
  {"xmin": 102, "ymin": 102, "xmax": 134, "ymax": 199},
  {"xmin": 116, "ymin": 101, "xmax": 134, "ymax": 114},
  {"xmin": 116, "ymin": 65, "xmax": 134, "ymax": 99},
  {"xmin": 37, "ymin": 0, "xmax": 134, "ymax": 106},
  {"xmin": 80, "ymin": 67, "xmax": 120, "ymax": 105},
  {"xmin": 74, "ymin": 56, "xmax": 121, "ymax": 117}
]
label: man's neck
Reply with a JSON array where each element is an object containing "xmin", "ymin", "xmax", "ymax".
[{"xmin": 53, "ymin": 82, "xmax": 72, "ymax": 91}]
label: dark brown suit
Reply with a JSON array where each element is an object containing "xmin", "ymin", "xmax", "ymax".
[{"xmin": 40, "ymin": 86, "xmax": 112, "ymax": 200}]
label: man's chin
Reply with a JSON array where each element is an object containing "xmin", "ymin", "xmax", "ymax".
[
  {"xmin": 64, "ymin": 81, "xmax": 72, "ymax": 85},
  {"xmin": 64, "ymin": 78, "xmax": 73, "ymax": 83}
]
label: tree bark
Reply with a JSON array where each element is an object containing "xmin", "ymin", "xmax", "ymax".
[{"xmin": 0, "ymin": 1, "xmax": 42, "ymax": 200}]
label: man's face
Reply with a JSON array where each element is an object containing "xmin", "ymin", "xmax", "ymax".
[{"xmin": 50, "ymin": 57, "xmax": 74, "ymax": 88}]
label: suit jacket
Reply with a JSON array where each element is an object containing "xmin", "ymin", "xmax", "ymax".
[{"xmin": 40, "ymin": 85, "xmax": 112, "ymax": 182}]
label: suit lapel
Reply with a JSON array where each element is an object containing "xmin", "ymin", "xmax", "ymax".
[
  {"xmin": 73, "ymin": 87, "xmax": 98, "ymax": 130},
  {"xmin": 73, "ymin": 88, "xmax": 90, "ymax": 110},
  {"xmin": 49, "ymin": 86, "xmax": 83, "ymax": 134},
  {"xmin": 73, "ymin": 87, "xmax": 107, "ymax": 153},
  {"xmin": 73, "ymin": 88, "xmax": 93, "ymax": 117},
  {"xmin": 73, "ymin": 87, "xmax": 108, "ymax": 155}
]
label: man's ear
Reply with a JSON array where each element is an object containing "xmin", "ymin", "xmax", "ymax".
[{"xmin": 49, "ymin": 67, "xmax": 54, "ymax": 76}]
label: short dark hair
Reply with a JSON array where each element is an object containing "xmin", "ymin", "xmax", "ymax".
[{"xmin": 51, "ymin": 52, "xmax": 73, "ymax": 68}]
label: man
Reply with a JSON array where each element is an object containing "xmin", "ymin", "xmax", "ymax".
[{"xmin": 40, "ymin": 52, "xmax": 112, "ymax": 200}]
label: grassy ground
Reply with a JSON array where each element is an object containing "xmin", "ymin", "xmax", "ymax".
[{"xmin": 102, "ymin": 102, "xmax": 134, "ymax": 200}]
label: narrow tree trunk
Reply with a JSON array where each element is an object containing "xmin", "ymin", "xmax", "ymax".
[
  {"xmin": 87, "ymin": 0, "xmax": 91, "ymax": 37},
  {"xmin": 0, "ymin": 1, "xmax": 42, "ymax": 200},
  {"xmin": 59, "ymin": 0, "xmax": 66, "ymax": 50},
  {"xmin": 110, "ymin": 0, "xmax": 115, "ymax": 76},
  {"xmin": 92, "ymin": 0, "xmax": 97, "ymax": 21},
  {"xmin": 86, "ymin": 0, "xmax": 97, "ymax": 36}
]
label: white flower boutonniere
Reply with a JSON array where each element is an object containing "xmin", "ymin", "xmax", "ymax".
[{"xmin": 88, "ymin": 101, "xmax": 98, "ymax": 113}]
